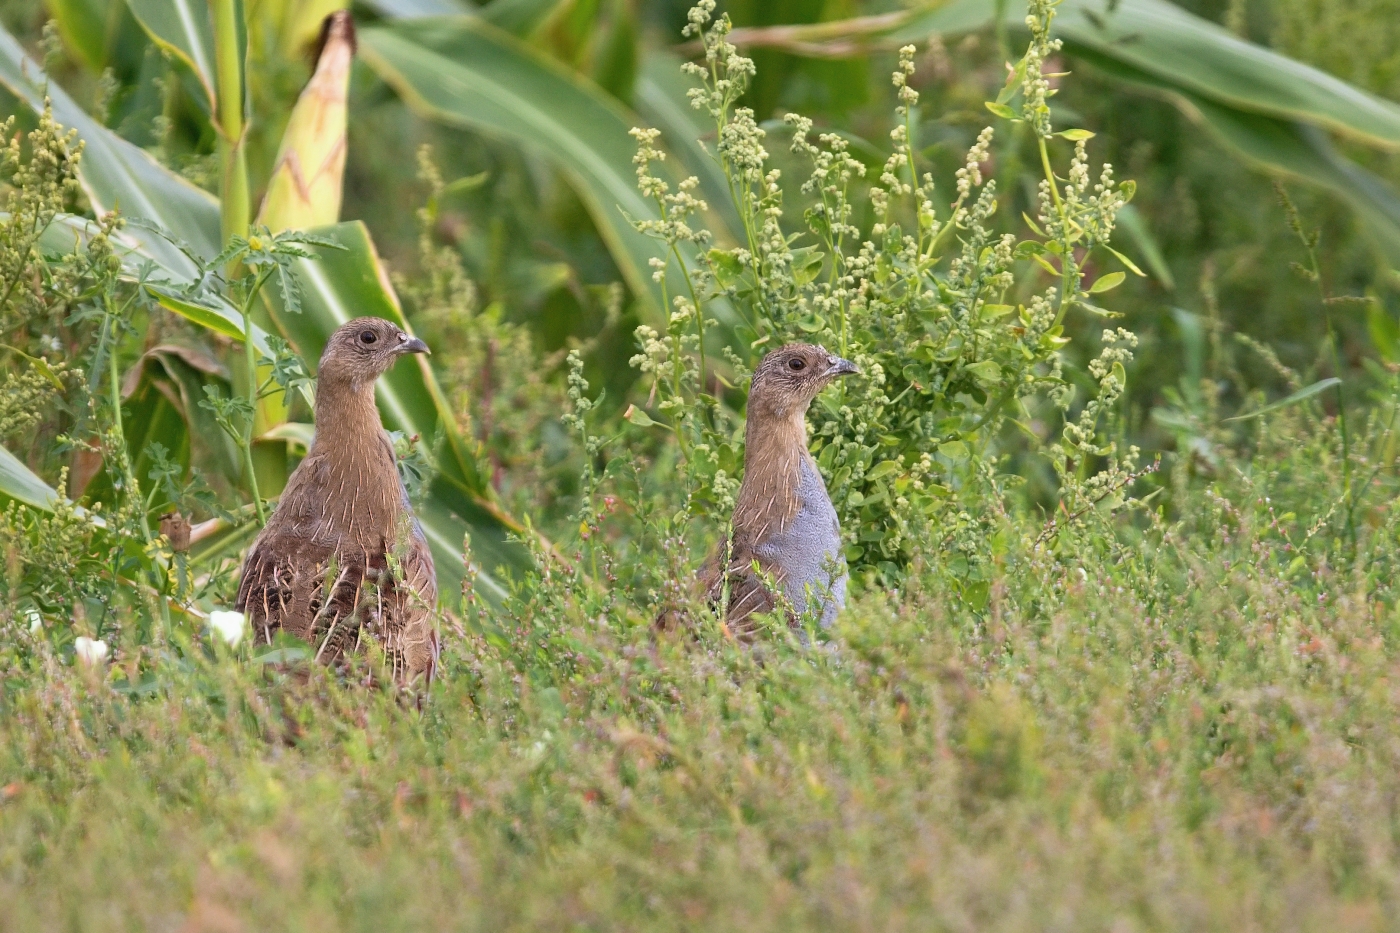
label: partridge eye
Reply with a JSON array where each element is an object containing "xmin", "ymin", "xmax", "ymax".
[
  {"xmin": 787, "ymin": 357, "xmax": 806, "ymax": 371},
  {"xmin": 358, "ymin": 330, "xmax": 378, "ymax": 345}
]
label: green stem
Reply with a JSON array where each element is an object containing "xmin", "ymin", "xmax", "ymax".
[
  {"xmin": 1317, "ymin": 282, "xmax": 1355, "ymax": 552},
  {"xmin": 994, "ymin": 0, "xmax": 1011, "ymax": 64},
  {"xmin": 104, "ymin": 301, "xmax": 168, "ymax": 628},
  {"xmin": 658, "ymin": 190, "xmax": 706, "ymax": 398},
  {"xmin": 212, "ymin": 0, "xmax": 248, "ymax": 258},
  {"xmin": 903, "ymin": 104, "xmax": 924, "ymax": 258},
  {"xmin": 1038, "ymin": 136, "xmax": 1075, "ymax": 325},
  {"xmin": 924, "ymin": 193, "xmax": 966, "ymax": 262},
  {"xmin": 241, "ymin": 270, "xmax": 274, "ymax": 525}
]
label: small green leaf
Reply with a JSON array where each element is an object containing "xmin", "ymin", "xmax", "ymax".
[
  {"xmin": 440, "ymin": 171, "xmax": 490, "ymax": 199},
  {"xmin": 1107, "ymin": 246, "xmax": 1147, "ymax": 277},
  {"xmin": 1089, "ymin": 271, "xmax": 1126, "ymax": 294},
  {"xmin": 866, "ymin": 460, "xmax": 902, "ymax": 481},
  {"xmin": 980, "ymin": 303, "xmax": 1015, "ymax": 319},
  {"xmin": 985, "ymin": 101, "xmax": 1017, "ymax": 120},
  {"xmin": 624, "ymin": 404, "xmax": 657, "ymax": 428},
  {"xmin": 0, "ymin": 344, "xmax": 63, "ymax": 388},
  {"xmin": 1057, "ymin": 128, "xmax": 1096, "ymax": 140},
  {"xmin": 708, "ymin": 248, "xmax": 744, "ymax": 287},
  {"xmin": 791, "ymin": 245, "xmax": 826, "ymax": 287},
  {"xmin": 1075, "ymin": 299, "xmax": 1118, "ymax": 317},
  {"xmin": 939, "ymin": 440, "xmax": 969, "ymax": 461},
  {"xmin": 996, "ymin": 60, "xmax": 1026, "ymax": 104},
  {"xmin": 966, "ymin": 360, "xmax": 1002, "ymax": 385}
]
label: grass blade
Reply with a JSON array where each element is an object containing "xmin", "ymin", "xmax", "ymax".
[{"xmin": 1225, "ymin": 377, "xmax": 1341, "ymax": 422}]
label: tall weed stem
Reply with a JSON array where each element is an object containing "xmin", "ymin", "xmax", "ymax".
[{"xmin": 240, "ymin": 269, "xmax": 275, "ymax": 526}]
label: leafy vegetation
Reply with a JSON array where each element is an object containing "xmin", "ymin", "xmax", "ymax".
[{"xmin": 3, "ymin": 0, "xmax": 1400, "ymax": 927}]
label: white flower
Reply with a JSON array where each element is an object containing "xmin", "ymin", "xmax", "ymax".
[
  {"xmin": 207, "ymin": 610, "xmax": 246, "ymax": 647},
  {"xmin": 74, "ymin": 637, "xmax": 108, "ymax": 665}
]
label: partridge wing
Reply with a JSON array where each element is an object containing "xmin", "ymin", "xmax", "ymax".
[
  {"xmin": 702, "ymin": 533, "xmax": 780, "ymax": 640},
  {"xmin": 236, "ymin": 532, "xmax": 335, "ymax": 645},
  {"xmin": 388, "ymin": 523, "xmax": 438, "ymax": 683}
]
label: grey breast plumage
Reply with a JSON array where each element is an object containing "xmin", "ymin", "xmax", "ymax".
[
  {"xmin": 704, "ymin": 452, "xmax": 848, "ymax": 637},
  {"xmin": 751, "ymin": 455, "xmax": 847, "ymax": 627}
]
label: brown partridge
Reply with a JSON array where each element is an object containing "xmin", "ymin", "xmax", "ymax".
[
  {"xmin": 700, "ymin": 343, "xmax": 858, "ymax": 638},
  {"xmin": 236, "ymin": 317, "xmax": 438, "ymax": 683}
]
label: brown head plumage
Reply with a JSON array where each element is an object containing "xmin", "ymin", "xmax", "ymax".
[
  {"xmin": 316, "ymin": 316, "xmax": 429, "ymax": 390},
  {"xmin": 747, "ymin": 343, "xmax": 860, "ymax": 420},
  {"xmin": 236, "ymin": 317, "xmax": 439, "ymax": 684}
]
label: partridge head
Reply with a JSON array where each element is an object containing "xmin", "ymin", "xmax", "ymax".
[
  {"xmin": 236, "ymin": 316, "xmax": 439, "ymax": 683},
  {"xmin": 701, "ymin": 343, "xmax": 858, "ymax": 637}
]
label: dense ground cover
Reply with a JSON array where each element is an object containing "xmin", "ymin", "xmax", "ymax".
[{"xmin": 5, "ymin": 409, "xmax": 1400, "ymax": 931}]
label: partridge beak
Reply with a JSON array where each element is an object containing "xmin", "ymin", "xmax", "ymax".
[
  {"xmin": 397, "ymin": 335, "xmax": 430, "ymax": 356},
  {"xmin": 825, "ymin": 356, "xmax": 859, "ymax": 377}
]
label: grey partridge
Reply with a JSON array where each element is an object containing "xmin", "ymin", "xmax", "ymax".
[
  {"xmin": 236, "ymin": 317, "xmax": 438, "ymax": 682},
  {"xmin": 701, "ymin": 343, "xmax": 858, "ymax": 638}
]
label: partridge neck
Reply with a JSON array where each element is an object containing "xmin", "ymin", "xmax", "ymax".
[
  {"xmin": 734, "ymin": 405, "xmax": 809, "ymax": 535},
  {"xmin": 311, "ymin": 378, "xmax": 382, "ymax": 451},
  {"xmin": 302, "ymin": 376, "xmax": 402, "ymax": 547}
]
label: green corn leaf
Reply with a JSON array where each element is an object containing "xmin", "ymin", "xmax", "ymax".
[
  {"xmin": 124, "ymin": 0, "xmax": 220, "ymax": 110},
  {"xmin": 79, "ymin": 345, "xmax": 242, "ymax": 510},
  {"xmin": 1113, "ymin": 206, "xmax": 1171, "ymax": 288},
  {"xmin": 261, "ymin": 421, "xmax": 315, "ymax": 454},
  {"xmin": 147, "ymin": 288, "xmax": 267, "ymax": 353},
  {"xmin": 476, "ymin": 0, "xmax": 565, "ymax": 35},
  {"xmin": 0, "ymin": 444, "xmax": 58, "ymax": 511},
  {"xmin": 358, "ymin": 17, "xmax": 667, "ymax": 316},
  {"xmin": 46, "ymin": 0, "xmax": 126, "ymax": 73},
  {"xmin": 900, "ymin": 0, "xmax": 1400, "ymax": 263},
  {"xmin": 358, "ymin": 0, "xmax": 474, "ymax": 19},
  {"xmin": 143, "ymin": 287, "xmax": 321, "ymax": 416},
  {"xmin": 1084, "ymin": 54, "xmax": 1400, "ymax": 264}
]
